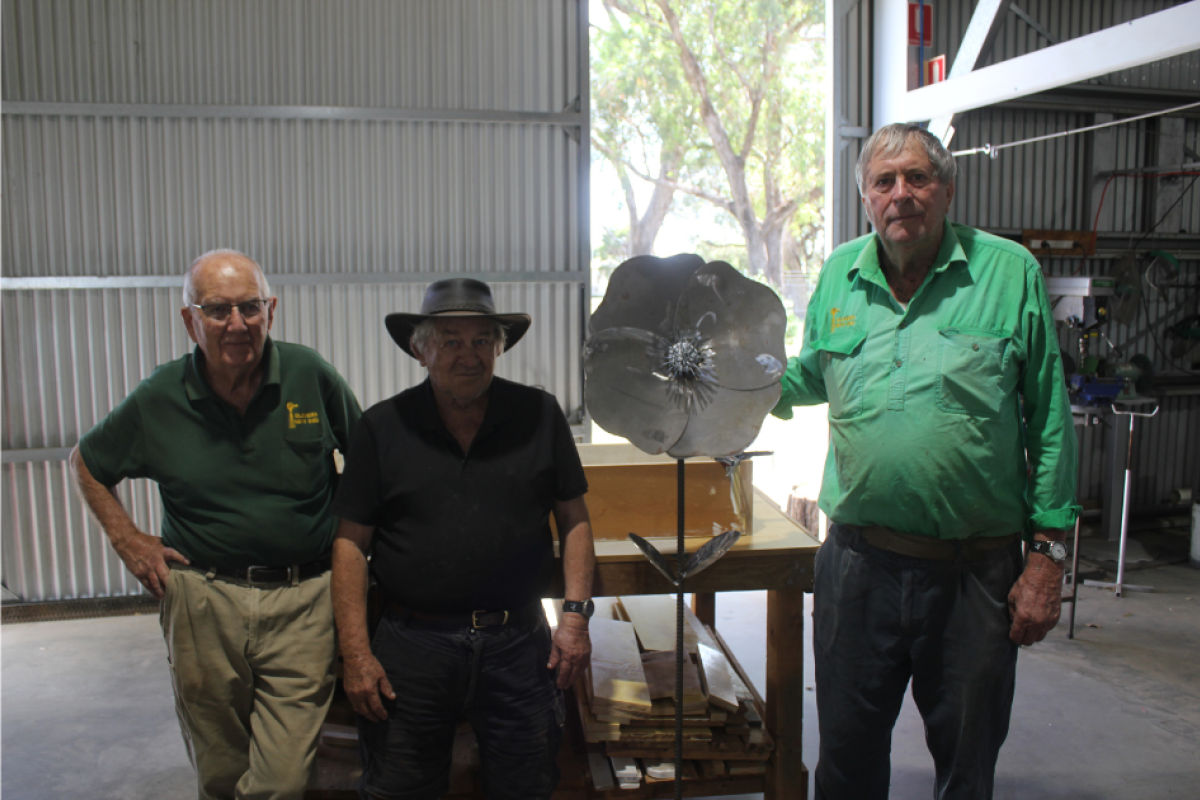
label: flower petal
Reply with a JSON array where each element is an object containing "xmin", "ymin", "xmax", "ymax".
[
  {"xmin": 673, "ymin": 261, "xmax": 788, "ymax": 391},
  {"xmin": 583, "ymin": 327, "xmax": 688, "ymax": 455},
  {"xmin": 590, "ymin": 254, "xmax": 706, "ymax": 336},
  {"xmin": 666, "ymin": 383, "xmax": 783, "ymax": 459}
]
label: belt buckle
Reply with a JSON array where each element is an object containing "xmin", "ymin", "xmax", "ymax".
[
  {"xmin": 471, "ymin": 609, "xmax": 509, "ymax": 629},
  {"xmin": 245, "ymin": 565, "xmax": 275, "ymax": 584}
]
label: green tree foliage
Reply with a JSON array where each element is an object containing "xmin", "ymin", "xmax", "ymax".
[{"xmin": 592, "ymin": 0, "xmax": 826, "ymax": 292}]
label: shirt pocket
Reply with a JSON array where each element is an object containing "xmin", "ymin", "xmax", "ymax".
[
  {"xmin": 816, "ymin": 329, "xmax": 868, "ymax": 420},
  {"xmin": 279, "ymin": 433, "xmax": 333, "ymax": 499},
  {"xmin": 936, "ymin": 328, "xmax": 1012, "ymax": 418}
]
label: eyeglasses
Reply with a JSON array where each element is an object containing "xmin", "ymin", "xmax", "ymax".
[{"xmin": 191, "ymin": 298, "xmax": 269, "ymax": 321}]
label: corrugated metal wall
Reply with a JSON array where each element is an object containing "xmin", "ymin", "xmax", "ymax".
[
  {"xmin": 2, "ymin": 0, "xmax": 590, "ymax": 601},
  {"xmin": 831, "ymin": 0, "xmax": 1199, "ymax": 520},
  {"xmin": 950, "ymin": 109, "xmax": 1200, "ymax": 511}
]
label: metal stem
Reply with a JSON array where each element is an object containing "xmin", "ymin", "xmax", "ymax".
[{"xmin": 675, "ymin": 457, "xmax": 685, "ymax": 799}]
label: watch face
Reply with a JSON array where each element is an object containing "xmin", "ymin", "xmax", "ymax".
[{"xmin": 1049, "ymin": 541, "xmax": 1067, "ymax": 562}]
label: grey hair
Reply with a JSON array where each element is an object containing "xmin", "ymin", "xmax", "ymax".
[
  {"xmin": 410, "ymin": 317, "xmax": 508, "ymax": 357},
  {"xmin": 182, "ymin": 249, "xmax": 270, "ymax": 306},
  {"xmin": 855, "ymin": 123, "xmax": 957, "ymax": 196}
]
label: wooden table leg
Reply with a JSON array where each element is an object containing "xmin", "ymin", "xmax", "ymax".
[
  {"xmin": 691, "ymin": 591, "xmax": 716, "ymax": 628},
  {"xmin": 765, "ymin": 586, "xmax": 807, "ymax": 800}
]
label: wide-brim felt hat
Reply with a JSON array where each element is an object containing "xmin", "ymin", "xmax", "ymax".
[{"xmin": 385, "ymin": 278, "xmax": 532, "ymax": 358}]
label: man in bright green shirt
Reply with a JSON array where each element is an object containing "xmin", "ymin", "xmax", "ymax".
[
  {"xmin": 774, "ymin": 124, "xmax": 1079, "ymax": 800},
  {"xmin": 70, "ymin": 250, "xmax": 361, "ymax": 800}
]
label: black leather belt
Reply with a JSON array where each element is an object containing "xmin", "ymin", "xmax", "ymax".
[
  {"xmin": 848, "ymin": 525, "xmax": 1019, "ymax": 562},
  {"xmin": 386, "ymin": 600, "xmax": 541, "ymax": 630},
  {"xmin": 173, "ymin": 555, "xmax": 331, "ymax": 585}
]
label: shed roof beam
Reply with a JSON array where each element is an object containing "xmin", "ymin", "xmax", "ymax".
[
  {"xmin": 905, "ymin": 2, "xmax": 1200, "ymax": 125},
  {"xmin": 927, "ymin": 0, "xmax": 1013, "ymax": 143}
]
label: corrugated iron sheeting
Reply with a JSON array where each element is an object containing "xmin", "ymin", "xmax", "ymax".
[
  {"xmin": 1, "ymin": 0, "xmax": 588, "ymax": 602},
  {"xmin": 2, "ymin": 283, "xmax": 584, "ymax": 451},
  {"xmin": 949, "ymin": 108, "xmax": 1090, "ymax": 231},
  {"xmin": 3, "ymin": 116, "xmax": 581, "ymax": 279},
  {"xmin": 2, "ymin": 0, "xmax": 579, "ymax": 111},
  {"xmin": 928, "ymin": 0, "xmax": 1199, "ymax": 93},
  {"xmin": 2, "ymin": 460, "xmax": 156, "ymax": 601},
  {"xmin": 1, "ymin": 280, "xmax": 584, "ymax": 601},
  {"xmin": 830, "ymin": 0, "xmax": 873, "ymax": 249}
]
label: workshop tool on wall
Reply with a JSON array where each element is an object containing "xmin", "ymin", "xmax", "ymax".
[{"xmin": 585, "ymin": 254, "xmax": 786, "ymax": 798}]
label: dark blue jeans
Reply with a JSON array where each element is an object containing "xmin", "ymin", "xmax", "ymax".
[
  {"xmin": 357, "ymin": 609, "xmax": 564, "ymax": 800},
  {"xmin": 814, "ymin": 524, "xmax": 1021, "ymax": 800}
]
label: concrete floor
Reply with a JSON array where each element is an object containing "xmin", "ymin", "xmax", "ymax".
[{"xmin": 4, "ymin": 559, "xmax": 1199, "ymax": 800}]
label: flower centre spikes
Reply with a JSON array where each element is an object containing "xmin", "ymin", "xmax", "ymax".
[{"xmin": 654, "ymin": 330, "xmax": 717, "ymax": 410}]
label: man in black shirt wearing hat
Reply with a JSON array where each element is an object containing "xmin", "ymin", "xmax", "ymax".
[{"xmin": 331, "ymin": 278, "xmax": 595, "ymax": 800}]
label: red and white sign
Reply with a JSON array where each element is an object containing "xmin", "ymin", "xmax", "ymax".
[
  {"xmin": 908, "ymin": 2, "xmax": 933, "ymax": 47},
  {"xmin": 925, "ymin": 55, "xmax": 946, "ymax": 84}
]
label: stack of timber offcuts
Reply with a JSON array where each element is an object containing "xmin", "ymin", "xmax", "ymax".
[{"xmin": 576, "ymin": 595, "xmax": 772, "ymax": 779}]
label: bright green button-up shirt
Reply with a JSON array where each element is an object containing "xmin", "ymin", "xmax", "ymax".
[{"xmin": 773, "ymin": 222, "xmax": 1079, "ymax": 539}]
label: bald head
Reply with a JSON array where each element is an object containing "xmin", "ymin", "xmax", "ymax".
[{"xmin": 183, "ymin": 249, "xmax": 270, "ymax": 307}]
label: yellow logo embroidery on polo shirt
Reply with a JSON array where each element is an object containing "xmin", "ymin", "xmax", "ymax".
[
  {"xmin": 287, "ymin": 402, "xmax": 321, "ymax": 429},
  {"xmin": 830, "ymin": 307, "xmax": 857, "ymax": 332}
]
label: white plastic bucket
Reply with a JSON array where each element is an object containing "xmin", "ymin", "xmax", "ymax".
[{"xmin": 1191, "ymin": 503, "xmax": 1200, "ymax": 570}]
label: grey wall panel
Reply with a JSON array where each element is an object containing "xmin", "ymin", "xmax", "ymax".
[
  {"xmin": 830, "ymin": 0, "xmax": 872, "ymax": 250},
  {"xmin": 3, "ymin": 116, "xmax": 581, "ymax": 279},
  {"xmin": 2, "ymin": 461, "xmax": 160, "ymax": 601},
  {"xmin": 2, "ymin": 0, "xmax": 588, "ymax": 602},
  {"xmin": 2, "ymin": 0, "xmax": 579, "ymax": 112},
  {"xmin": 2, "ymin": 282, "xmax": 584, "ymax": 453},
  {"xmin": 949, "ymin": 108, "xmax": 1089, "ymax": 231}
]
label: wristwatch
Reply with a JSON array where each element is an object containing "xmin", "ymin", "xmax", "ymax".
[
  {"xmin": 562, "ymin": 599, "xmax": 595, "ymax": 619},
  {"xmin": 1029, "ymin": 540, "xmax": 1067, "ymax": 565}
]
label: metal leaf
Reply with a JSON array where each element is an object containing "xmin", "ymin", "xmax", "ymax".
[
  {"xmin": 681, "ymin": 529, "xmax": 742, "ymax": 579},
  {"xmin": 627, "ymin": 533, "xmax": 680, "ymax": 587}
]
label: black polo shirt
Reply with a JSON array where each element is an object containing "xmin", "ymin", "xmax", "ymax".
[{"xmin": 333, "ymin": 377, "xmax": 588, "ymax": 613}]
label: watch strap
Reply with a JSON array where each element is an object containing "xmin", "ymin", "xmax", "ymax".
[{"xmin": 562, "ymin": 599, "xmax": 595, "ymax": 618}]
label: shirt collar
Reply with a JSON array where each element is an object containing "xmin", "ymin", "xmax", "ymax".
[
  {"xmin": 414, "ymin": 375, "xmax": 514, "ymax": 436},
  {"xmin": 848, "ymin": 221, "xmax": 968, "ymax": 291},
  {"xmin": 185, "ymin": 337, "xmax": 278, "ymax": 401}
]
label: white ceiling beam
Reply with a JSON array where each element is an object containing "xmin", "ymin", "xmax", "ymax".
[
  {"xmin": 927, "ymin": 0, "xmax": 1012, "ymax": 143},
  {"xmin": 903, "ymin": 1, "xmax": 1200, "ymax": 125}
]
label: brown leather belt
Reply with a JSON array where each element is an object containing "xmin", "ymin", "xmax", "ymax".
[
  {"xmin": 850, "ymin": 525, "xmax": 1020, "ymax": 562},
  {"xmin": 386, "ymin": 600, "xmax": 540, "ymax": 630}
]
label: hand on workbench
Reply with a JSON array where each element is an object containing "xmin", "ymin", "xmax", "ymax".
[
  {"xmin": 343, "ymin": 652, "xmax": 395, "ymax": 722},
  {"xmin": 549, "ymin": 615, "xmax": 591, "ymax": 689},
  {"xmin": 112, "ymin": 528, "xmax": 189, "ymax": 600},
  {"xmin": 1007, "ymin": 554, "xmax": 1064, "ymax": 646}
]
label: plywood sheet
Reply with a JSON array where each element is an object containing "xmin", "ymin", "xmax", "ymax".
[
  {"xmin": 697, "ymin": 642, "xmax": 740, "ymax": 714},
  {"xmin": 586, "ymin": 617, "xmax": 651, "ymax": 715},
  {"xmin": 641, "ymin": 650, "xmax": 708, "ymax": 714},
  {"xmin": 620, "ymin": 594, "xmax": 699, "ymax": 653}
]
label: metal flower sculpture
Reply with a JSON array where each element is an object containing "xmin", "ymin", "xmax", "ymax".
[{"xmin": 584, "ymin": 254, "xmax": 787, "ymax": 458}]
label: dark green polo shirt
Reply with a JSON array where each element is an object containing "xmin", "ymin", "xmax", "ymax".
[{"xmin": 79, "ymin": 338, "xmax": 362, "ymax": 568}]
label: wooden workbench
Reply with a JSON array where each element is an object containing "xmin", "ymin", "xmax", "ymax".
[{"xmin": 310, "ymin": 487, "xmax": 819, "ymax": 799}]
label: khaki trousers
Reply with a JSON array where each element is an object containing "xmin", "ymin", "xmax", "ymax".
[{"xmin": 161, "ymin": 566, "xmax": 336, "ymax": 800}]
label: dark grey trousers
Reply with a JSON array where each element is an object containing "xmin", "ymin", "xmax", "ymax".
[
  {"xmin": 813, "ymin": 523, "xmax": 1022, "ymax": 800},
  {"xmin": 357, "ymin": 609, "xmax": 564, "ymax": 800}
]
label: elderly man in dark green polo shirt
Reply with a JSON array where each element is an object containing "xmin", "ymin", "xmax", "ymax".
[
  {"xmin": 69, "ymin": 249, "xmax": 362, "ymax": 800},
  {"xmin": 773, "ymin": 124, "xmax": 1079, "ymax": 800}
]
